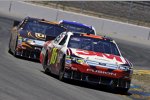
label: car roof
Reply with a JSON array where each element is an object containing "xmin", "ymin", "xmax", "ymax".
[
  {"xmin": 59, "ymin": 20, "xmax": 93, "ymax": 29},
  {"xmin": 25, "ymin": 17, "xmax": 59, "ymax": 25},
  {"xmin": 66, "ymin": 32, "xmax": 113, "ymax": 42}
]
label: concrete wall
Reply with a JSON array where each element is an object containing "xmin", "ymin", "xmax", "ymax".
[{"xmin": 0, "ymin": 1, "xmax": 150, "ymax": 41}]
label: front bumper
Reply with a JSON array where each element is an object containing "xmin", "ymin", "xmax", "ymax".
[
  {"xmin": 64, "ymin": 69, "xmax": 131, "ymax": 89},
  {"xmin": 16, "ymin": 44, "xmax": 42, "ymax": 60}
]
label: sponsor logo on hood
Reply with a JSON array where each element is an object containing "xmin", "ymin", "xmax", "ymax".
[{"xmin": 69, "ymin": 48, "xmax": 126, "ymax": 64}]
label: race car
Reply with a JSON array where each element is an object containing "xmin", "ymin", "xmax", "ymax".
[
  {"xmin": 59, "ymin": 20, "xmax": 96, "ymax": 35},
  {"xmin": 40, "ymin": 32, "xmax": 133, "ymax": 93},
  {"xmin": 9, "ymin": 17, "xmax": 66, "ymax": 60}
]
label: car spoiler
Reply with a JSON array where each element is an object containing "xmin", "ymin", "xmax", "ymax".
[{"xmin": 13, "ymin": 20, "xmax": 20, "ymax": 27}]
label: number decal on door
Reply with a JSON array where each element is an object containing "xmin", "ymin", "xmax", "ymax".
[{"xmin": 50, "ymin": 48, "xmax": 58, "ymax": 64}]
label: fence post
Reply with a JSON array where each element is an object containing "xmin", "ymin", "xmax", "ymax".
[
  {"xmin": 148, "ymin": 31, "xmax": 150, "ymax": 40},
  {"xmin": 127, "ymin": 1, "xmax": 133, "ymax": 23},
  {"xmin": 9, "ymin": 1, "xmax": 12, "ymax": 12},
  {"xmin": 81, "ymin": 1, "xmax": 84, "ymax": 13},
  {"xmin": 56, "ymin": 1, "xmax": 58, "ymax": 9},
  {"xmin": 55, "ymin": 10, "xmax": 59, "ymax": 21}
]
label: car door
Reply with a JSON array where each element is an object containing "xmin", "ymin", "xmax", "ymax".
[
  {"xmin": 53, "ymin": 34, "xmax": 68, "ymax": 75},
  {"xmin": 48, "ymin": 32, "xmax": 66, "ymax": 74}
]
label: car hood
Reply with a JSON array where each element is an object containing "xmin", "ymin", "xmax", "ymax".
[
  {"xmin": 18, "ymin": 29, "xmax": 46, "ymax": 46},
  {"xmin": 68, "ymin": 48, "xmax": 128, "ymax": 65}
]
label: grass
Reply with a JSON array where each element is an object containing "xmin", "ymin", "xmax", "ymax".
[{"xmin": 132, "ymin": 73, "xmax": 150, "ymax": 93}]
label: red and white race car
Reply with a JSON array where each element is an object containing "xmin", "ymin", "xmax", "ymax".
[{"xmin": 40, "ymin": 32, "xmax": 133, "ymax": 93}]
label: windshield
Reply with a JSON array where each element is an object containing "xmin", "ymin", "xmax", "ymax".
[
  {"xmin": 22, "ymin": 21, "xmax": 66, "ymax": 37},
  {"xmin": 68, "ymin": 36, "xmax": 120, "ymax": 56},
  {"xmin": 61, "ymin": 23, "xmax": 95, "ymax": 34}
]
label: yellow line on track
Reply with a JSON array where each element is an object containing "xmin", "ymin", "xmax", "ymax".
[{"xmin": 133, "ymin": 70, "xmax": 150, "ymax": 75}]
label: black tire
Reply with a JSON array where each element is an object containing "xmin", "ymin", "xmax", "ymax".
[
  {"xmin": 109, "ymin": 85, "xmax": 129, "ymax": 94},
  {"xmin": 59, "ymin": 58, "xmax": 65, "ymax": 81},
  {"xmin": 13, "ymin": 36, "xmax": 18, "ymax": 57},
  {"xmin": 116, "ymin": 88, "xmax": 129, "ymax": 94},
  {"xmin": 43, "ymin": 51, "xmax": 50, "ymax": 74},
  {"xmin": 109, "ymin": 80, "xmax": 130, "ymax": 94},
  {"xmin": 8, "ymin": 33, "xmax": 12, "ymax": 53}
]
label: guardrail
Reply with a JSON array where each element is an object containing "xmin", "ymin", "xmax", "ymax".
[{"xmin": 0, "ymin": 1, "xmax": 150, "ymax": 42}]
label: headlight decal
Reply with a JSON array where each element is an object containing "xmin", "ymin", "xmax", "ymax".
[
  {"xmin": 35, "ymin": 33, "xmax": 46, "ymax": 40},
  {"xmin": 76, "ymin": 58, "xmax": 85, "ymax": 64},
  {"xmin": 22, "ymin": 38, "xmax": 45, "ymax": 46},
  {"xmin": 118, "ymin": 64, "xmax": 132, "ymax": 71},
  {"xmin": 21, "ymin": 42, "xmax": 32, "ymax": 48},
  {"xmin": 71, "ymin": 56, "xmax": 85, "ymax": 64}
]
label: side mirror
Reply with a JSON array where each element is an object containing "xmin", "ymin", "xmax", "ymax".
[{"xmin": 13, "ymin": 20, "xmax": 20, "ymax": 27}]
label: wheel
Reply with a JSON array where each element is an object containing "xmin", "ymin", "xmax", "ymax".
[
  {"xmin": 59, "ymin": 58, "xmax": 65, "ymax": 81},
  {"xmin": 42, "ymin": 51, "xmax": 50, "ymax": 74}
]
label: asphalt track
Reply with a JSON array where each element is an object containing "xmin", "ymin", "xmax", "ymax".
[
  {"xmin": 115, "ymin": 38, "xmax": 150, "ymax": 70},
  {"xmin": 0, "ymin": 16, "xmax": 149, "ymax": 100}
]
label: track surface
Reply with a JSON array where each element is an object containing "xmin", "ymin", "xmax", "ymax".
[
  {"xmin": 0, "ymin": 16, "xmax": 149, "ymax": 100},
  {"xmin": 116, "ymin": 38, "xmax": 150, "ymax": 70}
]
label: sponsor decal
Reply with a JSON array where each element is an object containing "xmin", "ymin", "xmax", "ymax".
[
  {"xmin": 18, "ymin": 39, "xmax": 22, "ymax": 44},
  {"xmin": 65, "ymin": 59, "xmax": 71, "ymax": 64},
  {"xmin": 87, "ymin": 69, "xmax": 117, "ymax": 76},
  {"xmin": 34, "ymin": 40, "xmax": 45, "ymax": 46},
  {"xmin": 66, "ymin": 55, "xmax": 71, "ymax": 59},
  {"xmin": 76, "ymin": 50, "xmax": 123, "ymax": 63},
  {"xmin": 18, "ymin": 36, "xmax": 22, "ymax": 39}
]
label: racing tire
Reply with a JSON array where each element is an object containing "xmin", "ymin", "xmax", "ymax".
[
  {"xmin": 59, "ymin": 58, "xmax": 65, "ymax": 81},
  {"xmin": 109, "ymin": 80, "xmax": 130, "ymax": 94},
  {"xmin": 116, "ymin": 88, "xmax": 129, "ymax": 94},
  {"xmin": 110, "ymin": 85, "xmax": 129, "ymax": 94},
  {"xmin": 13, "ymin": 36, "xmax": 18, "ymax": 57},
  {"xmin": 43, "ymin": 51, "xmax": 50, "ymax": 74},
  {"xmin": 8, "ymin": 33, "xmax": 12, "ymax": 54}
]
